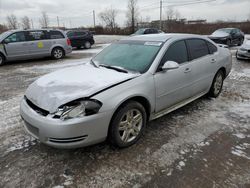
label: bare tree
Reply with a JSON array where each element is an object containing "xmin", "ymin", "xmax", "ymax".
[
  {"xmin": 174, "ymin": 10, "xmax": 181, "ymax": 20},
  {"xmin": 126, "ymin": 0, "xmax": 139, "ymax": 33},
  {"xmin": 99, "ymin": 7, "xmax": 118, "ymax": 32},
  {"xmin": 165, "ymin": 7, "xmax": 174, "ymax": 20},
  {"xmin": 6, "ymin": 14, "xmax": 18, "ymax": 29},
  {"xmin": 21, "ymin": 16, "xmax": 31, "ymax": 29},
  {"xmin": 39, "ymin": 11, "xmax": 49, "ymax": 28}
]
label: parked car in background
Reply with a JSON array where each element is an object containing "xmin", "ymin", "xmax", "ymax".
[
  {"xmin": 20, "ymin": 34, "xmax": 232, "ymax": 149},
  {"xmin": 236, "ymin": 39, "xmax": 250, "ymax": 60},
  {"xmin": 0, "ymin": 29, "xmax": 72, "ymax": 66},
  {"xmin": 132, "ymin": 28, "xmax": 163, "ymax": 35},
  {"xmin": 66, "ymin": 30, "xmax": 95, "ymax": 49},
  {"xmin": 209, "ymin": 28, "xmax": 244, "ymax": 46}
]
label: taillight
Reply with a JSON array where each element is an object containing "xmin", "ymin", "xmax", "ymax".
[{"xmin": 67, "ymin": 38, "xmax": 71, "ymax": 46}]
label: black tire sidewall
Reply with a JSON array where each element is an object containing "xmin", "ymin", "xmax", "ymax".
[
  {"xmin": 208, "ymin": 70, "xmax": 224, "ymax": 98},
  {"xmin": 109, "ymin": 101, "xmax": 147, "ymax": 148}
]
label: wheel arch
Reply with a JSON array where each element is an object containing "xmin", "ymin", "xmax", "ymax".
[
  {"xmin": 218, "ymin": 67, "xmax": 226, "ymax": 79},
  {"xmin": 0, "ymin": 51, "xmax": 6, "ymax": 60},
  {"xmin": 107, "ymin": 95, "xmax": 151, "ymax": 142},
  {"xmin": 50, "ymin": 45, "xmax": 65, "ymax": 55}
]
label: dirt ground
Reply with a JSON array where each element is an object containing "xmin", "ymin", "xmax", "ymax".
[{"xmin": 0, "ymin": 40, "xmax": 250, "ymax": 188}]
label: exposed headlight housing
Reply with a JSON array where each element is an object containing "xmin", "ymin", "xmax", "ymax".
[{"xmin": 53, "ymin": 99, "xmax": 102, "ymax": 120}]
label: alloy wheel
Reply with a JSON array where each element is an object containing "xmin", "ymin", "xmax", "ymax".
[
  {"xmin": 54, "ymin": 49, "xmax": 63, "ymax": 59},
  {"xmin": 118, "ymin": 109, "xmax": 143, "ymax": 143},
  {"xmin": 213, "ymin": 73, "xmax": 223, "ymax": 95}
]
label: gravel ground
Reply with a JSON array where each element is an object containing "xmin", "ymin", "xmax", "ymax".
[{"xmin": 0, "ymin": 39, "xmax": 250, "ymax": 188}]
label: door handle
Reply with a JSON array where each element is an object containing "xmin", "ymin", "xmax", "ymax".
[
  {"xmin": 211, "ymin": 59, "xmax": 216, "ymax": 63},
  {"xmin": 184, "ymin": 68, "xmax": 191, "ymax": 73}
]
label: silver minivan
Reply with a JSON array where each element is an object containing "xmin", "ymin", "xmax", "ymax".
[{"xmin": 0, "ymin": 29, "xmax": 72, "ymax": 65}]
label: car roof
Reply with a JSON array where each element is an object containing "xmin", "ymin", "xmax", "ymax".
[
  {"xmin": 7, "ymin": 29, "xmax": 64, "ymax": 33},
  {"xmin": 123, "ymin": 33, "xmax": 208, "ymax": 42}
]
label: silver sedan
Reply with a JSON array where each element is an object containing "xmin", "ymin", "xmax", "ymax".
[{"xmin": 20, "ymin": 34, "xmax": 232, "ymax": 149}]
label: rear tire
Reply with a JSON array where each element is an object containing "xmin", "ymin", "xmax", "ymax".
[
  {"xmin": 208, "ymin": 70, "xmax": 224, "ymax": 98},
  {"xmin": 84, "ymin": 41, "xmax": 91, "ymax": 49},
  {"xmin": 0, "ymin": 53, "xmax": 5, "ymax": 66},
  {"xmin": 108, "ymin": 101, "xmax": 147, "ymax": 148},
  {"xmin": 51, "ymin": 47, "xmax": 65, "ymax": 59}
]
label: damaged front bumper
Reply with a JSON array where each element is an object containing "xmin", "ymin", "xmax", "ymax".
[{"xmin": 20, "ymin": 98, "xmax": 112, "ymax": 149}]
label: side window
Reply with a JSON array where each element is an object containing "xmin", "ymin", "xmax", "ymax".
[
  {"xmin": 161, "ymin": 40, "xmax": 188, "ymax": 66},
  {"xmin": 207, "ymin": 41, "xmax": 217, "ymax": 54},
  {"xmin": 48, "ymin": 31, "xmax": 65, "ymax": 39},
  {"xmin": 27, "ymin": 31, "xmax": 47, "ymax": 41},
  {"xmin": 4, "ymin": 32, "xmax": 26, "ymax": 43},
  {"xmin": 186, "ymin": 39, "xmax": 209, "ymax": 60},
  {"xmin": 144, "ymin": 29, "xmax": 150, "ymax": 34}
]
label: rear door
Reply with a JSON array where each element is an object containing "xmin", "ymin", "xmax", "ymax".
[
  {"xmin": 154, "ymin": 40, "xmax": 193, "ymax": 112},
  {"xmin": 26, "ymin": 30, "xmax": 52, "ymax": 56},
  {"xmin": 3, "ymin": 31, "xmax": 30, "ymax": 60},
  {"xmin": 185, "ymin": 38, "xmax": 216, "ymax": 96}
]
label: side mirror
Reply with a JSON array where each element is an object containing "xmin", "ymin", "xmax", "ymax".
[
  {"xmin": 162, "ymin": 61, "xmax": 179, "ymax": 71},
  {"xmin": 2, "ymin": 39, "xmax": 9, "ymax": 44}
]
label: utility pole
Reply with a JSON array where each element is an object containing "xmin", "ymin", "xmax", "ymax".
[
  {"xmin": 57, "ymin": 16, "xmax": 60, "ymax": 28},
  {"xmin": 93, "ymin": 10, "xmax": 96, "ymax": 28},
  {"xmin": 160, "ymin": 0, "xmax": 163, "ymax": 30}
]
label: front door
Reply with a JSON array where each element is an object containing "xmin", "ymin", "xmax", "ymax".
[
  {"xmin": 154, "ymin": 40, "xmax": 193, "ymax": 112},
  {"xmin": 3, "ymin": 31, "xmax": 29, "ymax": 60}
]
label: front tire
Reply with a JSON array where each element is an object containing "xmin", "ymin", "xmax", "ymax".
[
  {"xmin": 51, "ymin": 47, "xmax": 64, "ymax": 59},
  {"xmin": 108, "ymin": 101, "xmax": 147, "ymax": 148},
  {"xmin": 208, "ymin": 70, "xmax": 224, "ymax": 98},
  {"xmin": 226, "ymin": 39, "xmax": 231, "ymax": 46},
  {"xmin": 84, "ymin": 41, "xmax": 91, "ymax": 49},
  {"xmin": 0, "ymin": 54, "xmax": 5, "ymax": 66}
]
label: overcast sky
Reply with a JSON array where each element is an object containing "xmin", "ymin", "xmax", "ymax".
[{"xmin": 0, "ymin": 0, "xmax": 250, "ymax": 28}]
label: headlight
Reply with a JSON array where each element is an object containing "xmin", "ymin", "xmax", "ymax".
[
  {"xmin": 54, "ymin": 99, "xmax": 102, "ymax": 120},
  {"xmin": 239, "ymin": 48, "xmax": 247, "ymax": 51}
]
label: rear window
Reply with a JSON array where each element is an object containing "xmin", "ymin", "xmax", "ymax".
[
  {"xmin": 27, "ymin": 31, "xmax": 47, "ymax": 41},
  {"xmin": 48, "ymin": 31, "xmax": 64, "ymax": 39},
  {"xmin": 75, "ymin": 31, "xmax": 86, "ymax": 36},
  {"xmin": 186, "ymin": 39, "xmax": 209, "ymax": 60}
]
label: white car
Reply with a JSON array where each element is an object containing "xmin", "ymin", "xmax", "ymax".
[
  {"xmin": 20, "ymin": 34, "xmax": 232, "ymax": 149},
  {"xmin": 237, "ymin": 39, "xmax": 250, "ymax": 60}
]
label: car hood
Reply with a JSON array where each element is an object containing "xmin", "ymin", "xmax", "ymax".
[
  {"xmin": 25, "ymin": 64, "xmax": 139, "ymax": 113},
  {"xmin": 241, "ymin": 40, "xmax": 250, "ymax": 49},
  {"xmin": 210, "ymin": 31, "xmax": 230, "ymax": 38}
]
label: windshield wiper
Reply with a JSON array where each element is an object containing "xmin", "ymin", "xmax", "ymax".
[
  {"xmin": 90, "ymin": 59, "xmax": 99, "ymax": 68},
  {"xmin": 99, "ymin": 64, "xmax": 128, "ymax": 73}
]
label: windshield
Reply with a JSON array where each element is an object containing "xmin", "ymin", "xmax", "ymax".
[
  {"xmin": 93, "ymin": 41, "xmax": 162, "ymax": 73},
  {"xmin": 134, "ymin": 29, "xmax": 146, "ymax": 35},
  {"xmin": 216, "ymin": 28, "xmax": 232, "ymax": 34},
  {"xmin": 0, "ymin": 31, "xmax": 12, "ymax": 41}
]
